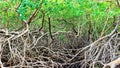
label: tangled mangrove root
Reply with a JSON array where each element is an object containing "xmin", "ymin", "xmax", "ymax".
[
  {"xmin": 0, "ymin": 16, "xmax": 120, "ymax": 68},
  {"xmin": 0, "ymin": 32, "xmax": 119, "ymax": 68}
]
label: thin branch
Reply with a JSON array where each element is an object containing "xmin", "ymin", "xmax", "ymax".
[
  {"xmin": 27, "ymin": 9, "xmax": 39, "ymax": 25},
  {"xmin": 39, "ymin": 12, "xmax": 45, "ymax": 31},
  {"xmin": 48, "ymin": 16, "xmax": 53, "ymax": 40},
  {"xmin": 27, "ymin": 0, "xmax": 43, "ymax": 25}
]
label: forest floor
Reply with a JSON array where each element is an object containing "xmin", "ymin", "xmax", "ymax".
[{"xmin": 0, "ymin": 24, "xmax": 120, "ymax": 68}]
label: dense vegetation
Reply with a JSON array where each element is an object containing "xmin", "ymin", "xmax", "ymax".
[
  {"xmin": 1, "ymin": 0, "xmax": 120, "ymax": 39},
  {"xmin": 0, "ymin": 0, "xmax": 120, "ymax": 68}
]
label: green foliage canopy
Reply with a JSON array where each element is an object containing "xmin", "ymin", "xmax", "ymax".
[{"xmin": 0, "ymin": 0, "xmax": 120, "ymax": 38}]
